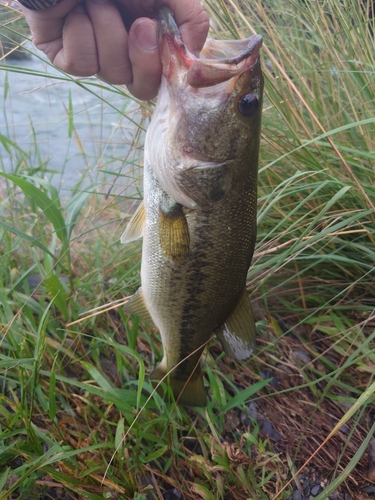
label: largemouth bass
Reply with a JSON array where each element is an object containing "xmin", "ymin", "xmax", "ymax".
[{"xmin": 121, "ymin": 7, "xmax": 263, "ymax": 406}]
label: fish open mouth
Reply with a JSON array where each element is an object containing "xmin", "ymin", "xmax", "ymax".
[{"xmin": 158, "ymin": 6, "xmax": 262, "ymax": 88}]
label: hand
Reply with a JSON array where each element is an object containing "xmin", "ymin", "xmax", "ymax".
[{"xmin": 20, "ymin": 0, "xmax": 209, "ymax": 100}]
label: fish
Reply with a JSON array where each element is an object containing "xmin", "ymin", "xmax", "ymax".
[{"xmin": 121, "ymin": 7, "xmax": 264, "ymax": 406}]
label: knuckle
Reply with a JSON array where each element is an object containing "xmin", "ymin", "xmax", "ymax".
[
  {"xmin": 65, "ymin": 59, "xmax": 99, "ymax": 77},
  {"xmin": 98, "ymin": 67, "xmax": 133, "ymax": 86}
]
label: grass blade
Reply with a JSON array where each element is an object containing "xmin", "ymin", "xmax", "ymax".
[{"xmin": 0, "ymin": 172, "xmax": 67, "ymax": 245}]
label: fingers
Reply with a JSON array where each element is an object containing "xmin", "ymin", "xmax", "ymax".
[
  {"xmin": 20, "ymin": 0, "xmax": 81, "ymax": 46},
  {"xmin": 21, "ymin": 0, "xmax": 101, "ymax": 77},
  {"xmin": 85, "ymin": 0, "xmax": 160, "ymax": 96},
  {"xmin": 84, "ymin": 0, "xmax": 130, "ymax": 84},
  {"xmin": 52, "ymin": 4, "xmax": 99, "ymax": 76},
  {"xmin": 126, "ymin": 18, "xmax": 160, "ymax": 100},
  {"xmin": 23, "ymin": 0, "xmax": 133, "ymax": 81}
]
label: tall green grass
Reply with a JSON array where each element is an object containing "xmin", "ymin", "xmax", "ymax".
[
  {"xmin": 0, "ymin": 6, "xmax": 30, "ymax": 60},
  {"xmin": 1, "ymin": 0, "xmax": 375, "ymax": 498}
]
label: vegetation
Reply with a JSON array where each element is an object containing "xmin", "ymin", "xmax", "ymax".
[
  {"xmin": 1, "ymin": 0, "xmax": 375, "ymax": 498},
  {"xmin": 0, "ymin": 6, "xmax": 30, "ymax": 60}
]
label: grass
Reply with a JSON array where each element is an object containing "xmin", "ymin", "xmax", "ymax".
[
  {"xmin": 0, "ymin": 6, "xmax": 30, "ymax": 60},
  {"xmin": 0, "ymin": 0, "xmax": 375, "ymax": 498}
]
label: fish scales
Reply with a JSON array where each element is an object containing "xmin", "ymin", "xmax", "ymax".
[
  {"xmin": 122, "ymin": 7, "xmax": 264, "ymax": 406},
  {"xmin": 143, "ymin": 163, "xmax": 257, "ymax": 363}
]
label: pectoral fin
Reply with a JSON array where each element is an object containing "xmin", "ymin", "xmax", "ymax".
[
  {"xmin": 123, "ymin": 287, "xmax": 154, "ymax": 324},
  {"xmin": 159, "ymin": 203, "xmax": 190, "ymax": 262},
  {"xmin": 216, "ymin": 288, "xmax": 256, "ymax": 360},
  {"xmin": 120, "ymin": 201, "xmax": 145, "ymax": 244}
]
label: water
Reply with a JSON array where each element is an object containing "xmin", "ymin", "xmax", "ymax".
[{"xmin": 0, "ymin": 47, "xmax": 145, "ymax": 198}]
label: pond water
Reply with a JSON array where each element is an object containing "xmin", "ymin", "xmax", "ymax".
[{"xmin": 0, "ymin": 46, "xmax": 145, "ymax": 198}]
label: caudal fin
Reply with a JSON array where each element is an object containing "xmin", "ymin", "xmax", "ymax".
[{"xmin": 150, "ymin": 363, "xmax": 207, "ymax": 407}]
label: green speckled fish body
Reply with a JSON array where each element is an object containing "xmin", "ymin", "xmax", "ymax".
[{"xmin": 122, "ymin": 8, "xmax": 264, "ymax": 406}]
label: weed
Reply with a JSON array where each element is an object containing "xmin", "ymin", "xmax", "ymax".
[{"xmin": 1, "ymin": 1, "xmax": 375, "ymax": 499}]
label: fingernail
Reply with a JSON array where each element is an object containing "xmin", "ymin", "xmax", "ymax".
[{"xmin": 135, "ymin": 22, "xmax": 158, "ymax": 50}]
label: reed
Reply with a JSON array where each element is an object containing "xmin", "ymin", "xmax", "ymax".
[{"xmin": 0, "ymin": 1, "xmax": 374, "ymax": 498}]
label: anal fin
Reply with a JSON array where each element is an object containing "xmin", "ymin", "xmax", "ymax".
[
  {"xmin": 216, "ymin": 288, "xmax": 256, "ymax": 360},
  {"xmin": 124, "ymin": 287, "xmax": 154, "ymax": 324},
  {"xmin": 121, "ymin": 201, "xmax": 145, "ymax": 244}
]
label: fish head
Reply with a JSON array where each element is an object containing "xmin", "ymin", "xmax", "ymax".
[{"xmin": 146, "ymin": 7, "xmax": 264, "ymax": 209}]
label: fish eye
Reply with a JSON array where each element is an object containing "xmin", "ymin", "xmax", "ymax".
[{"xmin": 238, "ymin": 93, "xmax": 259, "ymax": 117}]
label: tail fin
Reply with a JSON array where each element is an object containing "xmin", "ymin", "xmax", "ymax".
[{"xmin": 150, "ymin": 363, "xmax": 207, "ymax": 407}]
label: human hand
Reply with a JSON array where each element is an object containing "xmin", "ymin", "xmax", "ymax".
[{"xmin": 19, "ymin": 0, "xmax": 209, "ymax": 100}]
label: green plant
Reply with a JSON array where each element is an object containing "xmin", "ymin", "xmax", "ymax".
[{"xmin": 1, "ymin": 1, "xmax": 375, "ymax": 498}]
